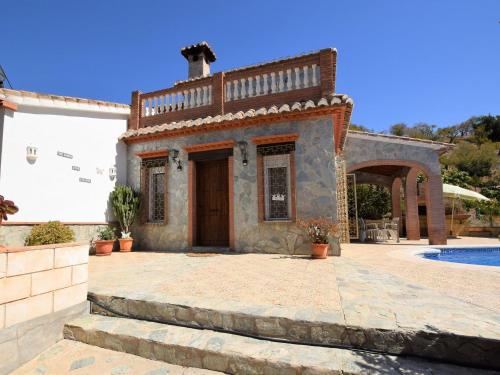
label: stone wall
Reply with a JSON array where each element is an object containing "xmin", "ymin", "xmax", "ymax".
[
  {"xmin": 344, "ymin": 133, "xmax": 442, "ymax": 175},
  {"xmin": 0, "ymin": 223, "xmax": 108, "ymax": 247},
  {"xmin": 0, "ymin": 242, "xmax": 89, "ymax": 374},
  {"xmin": 128, "ymin": 117, "xmax": 337, "ymax": 254}
]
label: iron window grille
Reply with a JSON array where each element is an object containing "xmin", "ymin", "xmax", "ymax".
[
  {"xmin": 263, "ymin": 154, "xmax": 292, "ymax": 221},
  {"xmin": 140, "ymin": 157, "xmax": 168, "ymax": 223}
]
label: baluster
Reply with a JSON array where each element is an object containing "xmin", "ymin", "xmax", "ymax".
[
  {"xmin": 226, "ymin": 81, "xmax": 232, "ymax": 101},
  {"xmin": 240, "ymin": 78, "xmax": 246, "ymax": 99},
  {"xmin": 177, "ymin": 92, "xmax": 182, "ymax": 111},
  {"xmin": 278, "ymin": 71, "xmax": 284, "ymax": 92},
  {"xmin": 189, "ymin": 89, "xmax": 195, "ymax": 108},
  {"xmin": 233, "ymin": 80, "xmax": 239, "ymax": 100},
  {"xmin": 195, "ymin": 88, "xmax": 201, "ymax": 107},
  {"xmin": 147, "ymin": 98, "xmax": 152, "ymax": 116},
  {"xmin": 162, "ymin": 94, "xmax": 168, "ymax": 112},
  {"xmin": 303, "ymin": 66, "xmax": 309, "ymax": 88},
  {"xmin": 158, "ymin": 96, "xmax": 164, "ymax": 113},
  {"xmin": 263, "ymin": 74, "xmax": 268, "ymax": 94},
  {"xmin": 255, "ymin": 75, "xmax": 261, "ymax": 95},
  {"xmin": 183, "ymin": 90, "xmax": 189, "ymax": 109},
  {"xmin": 294, "ymin": 67, "xmax": 301, "ymax": 89},
  {"xmin": 270, "ymin": 72, "xmax": 276, "ymax": 93},
  {"xmin": 202, "ymin": 86, "xmax": 207, "ymax": 105},
  {"xmin": 286, "ymin": 69, "xmax": 292, "ymax": 91},
  {"xmin": 141, "ymin": 99, "xmax": 145, "ymax": 117},
  {"xmin": 152, "ymin": 98, "xmax": 157, "ymax": 115},
  {"xmin": 248, "ymin": 77, "xmax": 254, "ymax": 97},
  {"xmin": 208, "ymin": 86, "xmax": 212, "ymax": 104},
  {"xmin": 171, "ymin": 93, "xmax": 176, "ymax": 111},
  {"xmin": 311, "ymin": 64, "xmax": 318, "ymax": 86}
]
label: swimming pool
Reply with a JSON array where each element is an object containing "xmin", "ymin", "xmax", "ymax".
[{"xmin": 422, "ymin": 247, "xmax": 500, "ymax": 266}]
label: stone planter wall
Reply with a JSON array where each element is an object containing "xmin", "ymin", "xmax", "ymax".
[{"xmin": 0, "ymin": 242, "xmax": 89, "ymax": 374}]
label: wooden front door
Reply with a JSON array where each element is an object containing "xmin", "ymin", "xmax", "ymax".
[{"xmin": 196, "ymin": 158, "xmax": 229, "ymax": 246}]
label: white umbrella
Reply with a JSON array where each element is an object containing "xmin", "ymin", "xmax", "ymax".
[{"xmin": 442, "ymin": 183, "xmax": 490, "ymax": 235}]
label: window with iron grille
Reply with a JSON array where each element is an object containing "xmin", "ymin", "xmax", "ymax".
[
  {"xmin": 257, "ymin": 142, "xmax": 295, "ymax": 221},
  {"xmin": 148, "ymin": 166, "xmax": 165, "ymax": 222},
  {"xmin": 264, "ymin": 154, "xmax": 291, "ymax": 220},
  {"xmin": 141, "ymin": 157, "xmax": 167, "ymax": 223}
]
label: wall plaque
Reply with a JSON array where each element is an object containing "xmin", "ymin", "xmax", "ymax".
[
  {"xmin": 57, "ymin": 151, "xmax": 73, "ymax": 159},
  {"xmin": 72, "ymin": 166, "xmax": 80, "ymax": 171},
  {"xmin": 79, "ymin": 178, "xmax": 91, "ymax": 183}
]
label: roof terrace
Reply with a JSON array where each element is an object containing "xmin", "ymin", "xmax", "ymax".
[{"xmin": 128, "ymin": 46, "xmax": 338, "ymax": 131}]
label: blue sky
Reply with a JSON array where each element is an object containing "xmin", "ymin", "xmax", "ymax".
[{"xmin": 3, "ymin": 0, "xmax": 499, "ymax": 131}]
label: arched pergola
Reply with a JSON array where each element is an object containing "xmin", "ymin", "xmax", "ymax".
[{"xmin": 344, "ymin": 131, "xmax": 451, "ymax": 245}]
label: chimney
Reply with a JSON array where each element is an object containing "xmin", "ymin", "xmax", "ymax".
[{"xmin": 181, "ymin": 41, "xmax": 216, "ymax": 80}]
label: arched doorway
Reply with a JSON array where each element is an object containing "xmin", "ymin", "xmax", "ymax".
[{"xmin": 346, "ymin": 160, "xmax": 447, "ymax": 245}]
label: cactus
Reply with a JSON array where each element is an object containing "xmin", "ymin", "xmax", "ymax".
[
  {"xmin": 110, "ymin": 185, "xmax": 140, "ymax": 238},
  {"xmin": 0, "ymin": 195, "xmax": 18, "ymax": 224}
]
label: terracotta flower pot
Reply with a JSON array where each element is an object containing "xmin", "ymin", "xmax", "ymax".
[
  {"xmin": 95, "ymin": 240, "xmax": 114, "ymax": 256},
  {"xmin": 119, "ymin": 238, "xmax": 133, "ymax": 252},
  {"xmin": 311, "ymin": 243, "xmax": 329, "ymax": 259}
]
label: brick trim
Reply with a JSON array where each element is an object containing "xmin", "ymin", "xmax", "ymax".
[
  {"xmin": 187, "ymin": 160, "xmax": 196, "ymax": 248},
  {"xmin": 0, "ymin": 100, "xmax": 18, "ymax": 111},
  {"xmin": 135, "ymin": 149, "xmax": 169, "ymax": 158},
  {"xmin": 228, "ymin": 156, "xmax": 235, "ymax": 250},
  {"xmin": 251, "ymin": 133, "xmax": 299, "ymax": 145},
  {"xmin": 184, "ymin": 140, "xmax": 235, "ymax": 153}
]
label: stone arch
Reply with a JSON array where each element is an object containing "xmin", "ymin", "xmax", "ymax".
[{"xmin": 346, "ymin": 159, "xmax": 446, "ymax": 245}]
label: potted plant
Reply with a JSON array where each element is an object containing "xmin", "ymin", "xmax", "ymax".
[
  {"xmin": 0, "ymin": 195, "xmax": 19, "ymax": 225},
  {"xmin": 94, "ymin": 226, "xmax": 116, "ymax": 256},
  {"xmin": 297, "ymin": 217, "xmax": 339, "ymax": 259},
  {"xmin": 110, "ymin": 185, "xmax": 140, "ymax": 252},
  {"xmin": 0, "ymin": 195, "xmax": 18, "ymax": 251}
]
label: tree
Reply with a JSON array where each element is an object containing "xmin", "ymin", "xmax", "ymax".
[
  {"xmin": 472, "ymin": 115, "xmax": 500, "ymax": 144},
  {"xmin": 407, "ymin": 123, "xmax": 439, "ymax": 140},
  {"xmin": 389, "ymin": 123, "xmax": 408, "ymax": 136},
  {"xmin": 441, "ymin": 142, "xmax": 498, "ymax": 180},
  {"xmin": 355, "ymin": 184, "xmax": 391, "ymax": 220},
  {"xmin": 441, "ymin": 167, "xmax": 472, "ymax": 188},
  {"xmin": 349, "ymin": 123, "xmax": 371, "ymax": 132}
]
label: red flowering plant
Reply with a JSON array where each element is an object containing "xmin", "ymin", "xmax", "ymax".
[
  {"xmin": 0, "ymin": 195, "xmax": 18, "ymax": 224},
  {"xmin": 297, "ymin": 217, "xmax": 339, "ymax": 244}
]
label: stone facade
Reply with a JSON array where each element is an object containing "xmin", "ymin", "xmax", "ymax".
[{"xmin": 128, "ymin": 117, "xmax": 338, "ymax": 254}]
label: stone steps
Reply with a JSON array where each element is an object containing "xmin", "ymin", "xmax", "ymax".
[
  {"xmin": 63, "ymin": 314, "xmax": 494, "ymax": 375},
  {"xmin": 88, "ymin": 292, "xmax": 500, "ymax": 370},
  {"xmin": 11, "ymin": 339, "xmax": 221, "ymax": 375}
]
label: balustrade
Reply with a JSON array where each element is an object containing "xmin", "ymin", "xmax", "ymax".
[
  {"xmin": 225, "ymin": 64, "xmax": 320, "ymax": 102},
  {"xmin": 141, "ymin": 85, "xmax": 213, "ymax": 118}
]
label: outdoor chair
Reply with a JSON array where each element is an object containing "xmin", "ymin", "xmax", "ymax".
[{"xmin": 384, "ymin": 217, "xmax": 400, "ymax": 243}]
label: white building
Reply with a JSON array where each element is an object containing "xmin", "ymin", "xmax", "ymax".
[{"xmin": 0, "ymin": 88, "xmax": 130, "ymax": 246}]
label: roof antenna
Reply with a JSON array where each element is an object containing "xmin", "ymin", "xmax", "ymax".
[{"xmin": 0, "ymin": 65, "xmax": 13, "ymax": 89}]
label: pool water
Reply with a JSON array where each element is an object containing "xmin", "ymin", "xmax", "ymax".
[{"xmin": 423, "ymin": 247, "xmax": 500, "ymax": 266}]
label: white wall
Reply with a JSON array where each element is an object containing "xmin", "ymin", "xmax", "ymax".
[{"xmin": 0, "ymin": 104, "xmax": 129, "ymax": 222}]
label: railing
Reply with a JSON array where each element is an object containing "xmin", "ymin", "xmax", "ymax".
[
  {"xmin": 225, "ymin": 64, "xmax": 320, "ymax": 102},
  {"xmin": 141, "ymin": 85, "xmax": 212, "ymax": 117},
  {"xmin": 130, "ymin": 48, "xmax": 336, "ymax": 129}
]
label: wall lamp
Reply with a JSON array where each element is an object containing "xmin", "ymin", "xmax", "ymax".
[
  {"xmin": 109, "ymin": 166, "xmax": 117, "ymax": 181},
  {"xmin": 26, "ymin": 145, "xmax": 38, "ymax": 164},
  {"xmin": 170, "ymin": 149, "xmax": 183, "ymax": 171},
  {"xmin": 237, "ymin": 141, "xmax": 248, "ymax": 166}
]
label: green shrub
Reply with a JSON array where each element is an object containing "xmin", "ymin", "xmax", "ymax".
[
  {"xmin": 96, "ymin": 226, "xmax": 116, "ymax": 241},
  {"xmin": 25, "ymin": 221, "xmax": 75, "ymax": 246}
]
